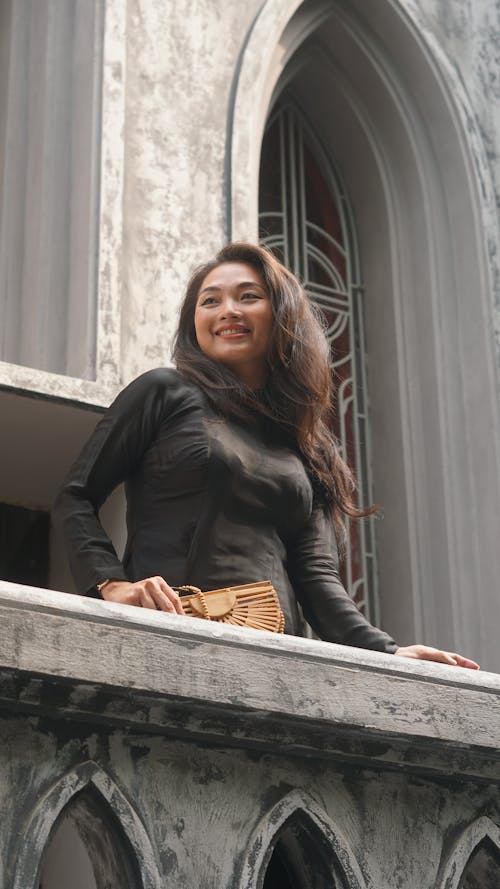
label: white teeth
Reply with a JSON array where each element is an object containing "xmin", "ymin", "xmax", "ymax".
[{"xmin": 218, "ymin": 328, "xmax": 248, "ymax": 336}]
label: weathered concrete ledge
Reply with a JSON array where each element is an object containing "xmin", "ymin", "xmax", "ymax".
[
  {"xmin": 1, "ymin": 581, "xmax": 499, "ymax": 783},
  {"xmin": 2, "ymin": 581, "xmax": 500, "ymax": 889}
]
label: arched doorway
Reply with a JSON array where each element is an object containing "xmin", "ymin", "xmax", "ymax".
[{"xmin": 229, "ymin": 0, "xmax": 500, "ymax": 665}]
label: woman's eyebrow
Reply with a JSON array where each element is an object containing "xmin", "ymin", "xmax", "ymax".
[
  {"xmin": 198, "ymin": 285, "xmax": 221, "ymax": 295},
  {"xmin": 198, "ymin": 280, "xmax": 267, "ymax": 296},
  {"xmin": 236, "ymin": 281, "xmax": 266, "ymax": 291}
]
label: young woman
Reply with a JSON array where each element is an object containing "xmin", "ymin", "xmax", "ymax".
[{"xmin": 54, "ymin": 243, "xmax": 478, "ymax": 668}]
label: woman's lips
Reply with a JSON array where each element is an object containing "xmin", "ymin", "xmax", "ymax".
[{"xmin": 215, "ymin": 326, "xmax": 250, "ymax": 336}]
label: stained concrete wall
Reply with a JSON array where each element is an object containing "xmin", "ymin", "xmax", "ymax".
[{"xmin": 1, "ymin": 582, "xmax": 500, "ymax": 889}]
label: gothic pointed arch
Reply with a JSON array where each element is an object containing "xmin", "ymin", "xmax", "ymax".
[
  {"xmin": 437, "ymin": 816, "xmax": 500, "ymax": 889},
  {"xmin": 228, "ymin": 0, "xmax": 500, "ymax": 662},
  {"xmin": 235, "ymin": 788, "xmax": 367, "ymax": 889},
  {"xmin": 12, "ymin": 761, "xmax": 162, "ymax": 889}
]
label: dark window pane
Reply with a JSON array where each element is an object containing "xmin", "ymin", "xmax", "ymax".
[
  {"xmin": 0, "ymin": 501, "xmax": 49, "ymax": 587},
  {"xmin": 459, "ymin": 838, "xmax": 500, "ymax": 889}
]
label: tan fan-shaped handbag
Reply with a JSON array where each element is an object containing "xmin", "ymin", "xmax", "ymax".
[{"xmin": 177, "ymin": 580, "xmax": 284, "ymax": 634}]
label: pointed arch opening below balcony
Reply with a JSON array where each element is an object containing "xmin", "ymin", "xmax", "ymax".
[
  {"xmin": 438, "ymin": 816, "xmax": 500, "ymax": 889},
  {"xmin": 237, "ymin": 789, "xmax": 367, "ymax": 889},
  {"xmin": 12, "ymin": 762, "xmax": 161, "ymax": 889}
]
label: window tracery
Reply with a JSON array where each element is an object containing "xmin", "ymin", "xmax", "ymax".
[{"xmin": 259, "ymin": 100, "xmax": 378, "ymax": 620}]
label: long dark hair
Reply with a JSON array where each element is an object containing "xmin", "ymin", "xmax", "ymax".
[{"xmin": 172, "ymin": 242, "xmax": 375, "ymax": 546}]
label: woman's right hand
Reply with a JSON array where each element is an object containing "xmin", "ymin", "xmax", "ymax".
[{"xmin": 99, "ymin": 577, "xmax": 185, "ymax": 614}]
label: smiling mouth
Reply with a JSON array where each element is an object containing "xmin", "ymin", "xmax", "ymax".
[{"xmin": 216, "ymin": 327, "xmax": 250, "ymax": 337}]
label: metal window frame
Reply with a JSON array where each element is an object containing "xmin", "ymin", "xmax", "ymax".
[{"xmin": 259, "ymin": 100, "xmax": 379, "ymax": 624}]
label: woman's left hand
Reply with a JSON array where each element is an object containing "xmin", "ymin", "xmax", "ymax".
[{"xmin": 394, "ymin": 644, "xmax": 480, "ymax": 670}]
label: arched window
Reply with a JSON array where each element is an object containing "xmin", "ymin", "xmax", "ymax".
[
  {"xmin": 259, "ymin": 99, "xmax": 378, "ymax": 622},
  {"xmin": 458, "ymin": 838, "xmax": 500, "ymax": 889},
  {"xmin": 261, "ymin": 812, "xmax": 348, "ymax": 889},
  {"xmin": 38, "ymin": 787, "xmax": 142, "ymax": 889}
]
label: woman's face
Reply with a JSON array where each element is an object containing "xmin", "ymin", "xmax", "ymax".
[{"xmin": 194, "ymin": 262, "xmax": 274, "ymax": 388}]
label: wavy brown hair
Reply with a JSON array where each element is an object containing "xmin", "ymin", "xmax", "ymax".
[{"xmin": 172, "ymin": 242, "xmax": 375, "ymax": 547}]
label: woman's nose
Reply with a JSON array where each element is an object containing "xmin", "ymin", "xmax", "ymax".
[{"xmin": 219, "ymin": 297, "xmax": 241, "ymax": 318}]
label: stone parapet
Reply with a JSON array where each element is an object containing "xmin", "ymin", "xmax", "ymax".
[{"xmin": 1, "ymin": 582, "xmax": 499, "ymax": 888}]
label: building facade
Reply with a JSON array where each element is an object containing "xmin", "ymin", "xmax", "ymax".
[
  {"xmin": 2, "ymin": 0, "xmax": 500, "ymax": 667},
  {"xmin": 1, "ymin": 1, "xmax": 500, "ymax": 886}
]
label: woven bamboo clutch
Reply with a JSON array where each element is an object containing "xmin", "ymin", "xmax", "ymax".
[{"xmin": 177, "ymin": 580, "xmax": 284, "ymax": 634}]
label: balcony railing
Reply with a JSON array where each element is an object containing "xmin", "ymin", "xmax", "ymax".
[{"xmin": 1, "ymin": 581, "xmax": 500, "ymax": 889}]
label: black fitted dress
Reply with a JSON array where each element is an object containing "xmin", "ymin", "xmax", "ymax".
[{"xmin": 54, "ymin": 368, "xmax": 397, "ymax": 653}]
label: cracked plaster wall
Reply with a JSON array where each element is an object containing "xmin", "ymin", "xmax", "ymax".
[{"xmin": 119, "ymin": 0, "xmax": 258, "ymax": 385}]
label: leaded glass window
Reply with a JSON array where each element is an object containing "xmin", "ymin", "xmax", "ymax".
[{"xmin": 259, "ymin": 100, "xmax": 379, "ymax": 622}]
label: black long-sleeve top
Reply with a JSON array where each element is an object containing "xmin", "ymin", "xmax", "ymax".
[{"xmin": 53, "ymin": 368, "xmax": 398, "ymax": 653}]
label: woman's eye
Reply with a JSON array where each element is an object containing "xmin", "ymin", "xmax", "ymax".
[
  {"xmin": 241, "ymin": 292, "xmax": 260, "ymax": 300},
  {"xmin": 199, "ymin": 296, "xmax": 218, "ymax": 306}
]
